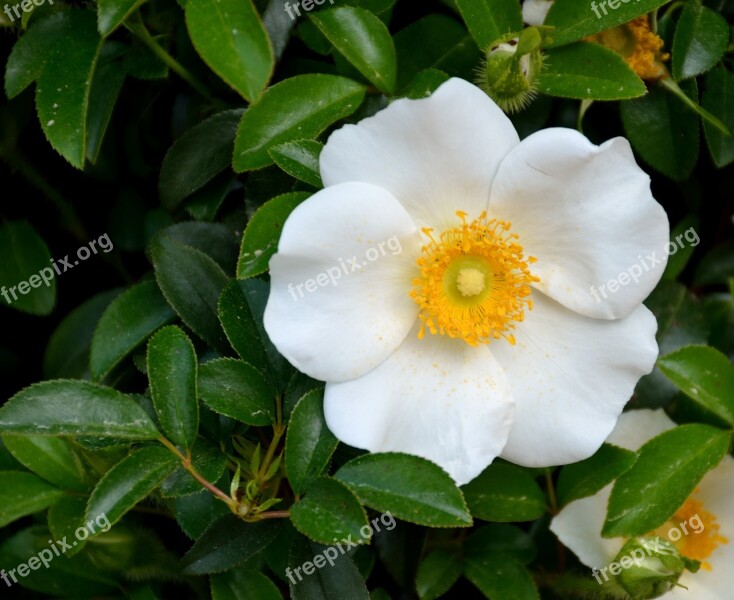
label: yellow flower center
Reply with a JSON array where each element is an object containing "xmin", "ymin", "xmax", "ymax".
[
  {"xmin": 410, "ymin": 211, "xmax": 538, "ymax": 346},
  {"xmin": 648, "ymin": 492, "xmax": 729, "ymax": 570},
  {"xmin": 587, "ymin": 16, "xmax": 669, "ymax": 80}
]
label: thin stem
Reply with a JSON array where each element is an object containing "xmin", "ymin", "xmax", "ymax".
[
  {"xmin": 660, "ymin": 76, "xmax": 730, "ymax": 135},
  {"xmin": 545, "ymin": 470, "xmax": 559, "ymax": 515},
  {"xmin": 256, "ymin": 394, "xmax": 285, "ymax": 483},
  {"xmin": 258, "ymin": 423, "xmax": 285, "ymax": 483},
  {"xmin": 256, "ymin": 510, "xmax": 291, "ymax": 520},
  {"xmin": 126, "ymin": 14, "xmax": 212, "ymax": 99},
  {"xmin": 158, "ymin": 436, "xmax": 232, "ymax": 504}
]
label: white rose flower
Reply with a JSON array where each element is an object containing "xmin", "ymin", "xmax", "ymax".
[
  {"xmin": 551, "ymin": 409, "xmax": 733, "ymax": 599},
  {"xmin": 264, "ymin": 78, "xmax": 668, "ymax": 485}
]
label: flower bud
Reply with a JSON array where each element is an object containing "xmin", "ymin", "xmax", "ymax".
[
  {"xmin": 613, "ymin": 537, "xmax": 686, "ymax": 600},
  {"xmin": 476, "ymin": 28, "xmax": 544, "ymax": 113}
]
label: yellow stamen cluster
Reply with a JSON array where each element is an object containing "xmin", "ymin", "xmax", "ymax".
[
  {"xmin": 587, "ymin": 16, "xmax": 669, "ymax": 80},
  {"xmin": 410, "ymin": 211, "xmax": 538, "ymax": 346},
  {"xmin": 649, "ymin": 493, "xmax": 729, "ymax": 570}
]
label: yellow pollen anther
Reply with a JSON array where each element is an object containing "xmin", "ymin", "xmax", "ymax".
[
  {"xmin": 586, "ymin": 16, "xmax": 669, "ymax": 80},
  {"xmin": 457, "ymin": 268, "xmax": 486, "ymax": 297},
  {"xmin": 647, "ymin": 492, "xmax": 729, "ymax": 571},
  {"xmin": 410, "ymin": 211, "xmax": 539, "ymax": 346}
]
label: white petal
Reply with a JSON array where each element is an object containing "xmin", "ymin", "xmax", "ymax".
[
  {"xmin": 264, "ymin": 182, "xmax": 422, "ymax": 382},
  {"xmin": 606, "ymin": 409, "xmax": 676, "ymax": 451},
  {"xmin": 320, "ymin": 78, "xmax": 520, "ymax": 231},
  {"xmin": 522, "ymin": 0, "xmax": 553, "ymax": 25},
  {"xmin": 550, "ymin": 486, "xmax": 624, "ymax": 569},
  {"xmin": 669, "ymin": 456, "xmax": 734, "ymax": 599},
  {"xmin": 494, "ymin": 292, "xmax": 659, "ymax": 466},
  {"xmin": 323, "ymin": 325, "xmax": 514, "ymax": 485},
  {"xmin": 488, "ymin": 128, "xmax": 670, "ymax": 320}
]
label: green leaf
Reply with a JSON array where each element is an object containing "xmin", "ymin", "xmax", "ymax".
[
  {"xmin": 152, "ymin": 222, "xmax": 239, "ymax": 274},
  {"xmin": 4, "ymin": 13, "xmax": 66, "ymax": 98},
  {"xmin": 288, "ymin": 535, "xmax": 370, "ymax": 600},
  {"xmin": 159, "ymin": 109, "xmax": 243, "ymax": 210},
  {"xmin": 86, "ymin": 446, "xmax": 179, "ymax": 530},
  {"xmin": 544, "ymin": 0, "xmax": 670, "ymax": 47},
  {"xmin": 291, "ymin": 477, "xmax": 369, "ymax": 545},
  {"xmin": 415, "ymin": 549, "xmax": 462, "ymax": 600},
  {"xmin": 48, "ymin": 495, "xmax": 91, "ymax": 556},
  {"xmin": 237, "ymin": 192, "xmax": 309, "ymax": 279},
  {"xmin": 233, "ymin": 74, "xmax": 365, "ymax": 172},
  {"xmin": 455, "ymin": 0, "xmax": 523, "ymax": 49},
  {"xmin": 394, "ymin": 15, "xmax": 478, "ymax": 89},
  {"xmin": 174, "ymin": 487, "xmax": 230, "ymax": 539},
  {"xmin": 557, "ymin": 443, "xmax": 637, "ymax": 507},
  {"xmin": 538, "ymin": 42, "xmax": 646, "ymax": 100},
  {"xmin": 86, "ymin": 43, "xmax": 126, "ymax": 163},
  {"xmin": 603, "ymin": 424, "xmax": 731, "ymax": 537},
  {"xmin": 0, "ymin": 380, "xmax": 159, "ymax": 439},
  {"xmin": 464, "ymin": 552, "xmax": 540, "ymax": 600},
  {"xmin": 218, "ymin": 279, "xmax": 273, "ymax": 377},
  {"xmin": 464, "ymin": 523, "xmax": 537, "ymax": 565},
  {"xmin": 0, "ymin": 220, "xmax": 56, "ymax": 315},
  {"xmin": 152, "ymin": 236, "xmax": 230, "ymax": 352},
  {"xmin": 44, "ymin": 289, "xmax": 121, "ymax": 380},
  {"xmin": 635, "ymin": 281, "xmax": 709, "ymax": 407},
  {"xmin": 211, "ymin": 567, "xmax": 283, "ymax": 600},
  {"xmin": 3, "ymin": 435, "xmax": 88, "ymax": 492},
  {"xmin": 0, "ymin": 525, "xmax": 117, "ymax": 596},
  {"xmin": 147, "ymin": 326, "xmax": 199, "ymax": 449},
  {"xmin": 185, "ymin": 173, "xmax": 236, "ymax": 222},
  {"xmin": 310, "ymin": 6, "xmax": 397, "ymax": 94},
  {"xmin": 703, "ymin": 66, "xmax": 734, "ymax": 168},
  {"xmin": 90, "ymin": 279, "xmax": 175, "ymax": 380},
  {"xmin": 400, "ymin": 68, "xmax": 450, "ymax": 99},
  {"xmin": 335, "ymin": 453, "xmax": 472, "ymax": 527},
  {"xmin": 0, "ymin": 471, "xmax": 65, "ymax": 527},
  {"xmin": 36, "ymin": 10, "xmax": 103, "ymax": 168},
  {"xmin": 672, "ymin": 1, "xmax": 728, "ymax": 81},
  {"xmin": 658, "ymin": 345, "xmax": 734, "ymax": 426},
  {"xmin": 269, "ymin": 140, "xmax": 323, "ymax": 188},
  {"xmin": 660, "ymin": 76, "xmax": 729, "ymax": 135},
  {"xmin": 461, "ymin": 462, "xmax": 546, "ymax": 522},
  {"xmin": 185, "ymin": 0, "xmax": 273, "ymax": 101},
  {"xmin": 97, "ymin": 0, "xmax": 144, "ymax": 36},
  {"xmin": 285, "ymin": 389, "xmax": 338, "ymax": 496},
  {"xmin": 182, "ymin": 516, "xmax": 281, "ymax": 574},
  {"xmin": 662, "ymin": 216, "xmax": 700, "ymax": 281},
  {"xmin": 199, "ymin": 358, "xmax": 275, "ymax": 426},
  {"xmin": 695, "ymin": 241, "xmax": 734, "ymax": 286},
  {"xmin": 620, "ymin": 79, "xmax": 699, "ymax": 180},
  {"xmin": 218, "ymin": 279, "xmax": 294, "ymax": 390}
]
